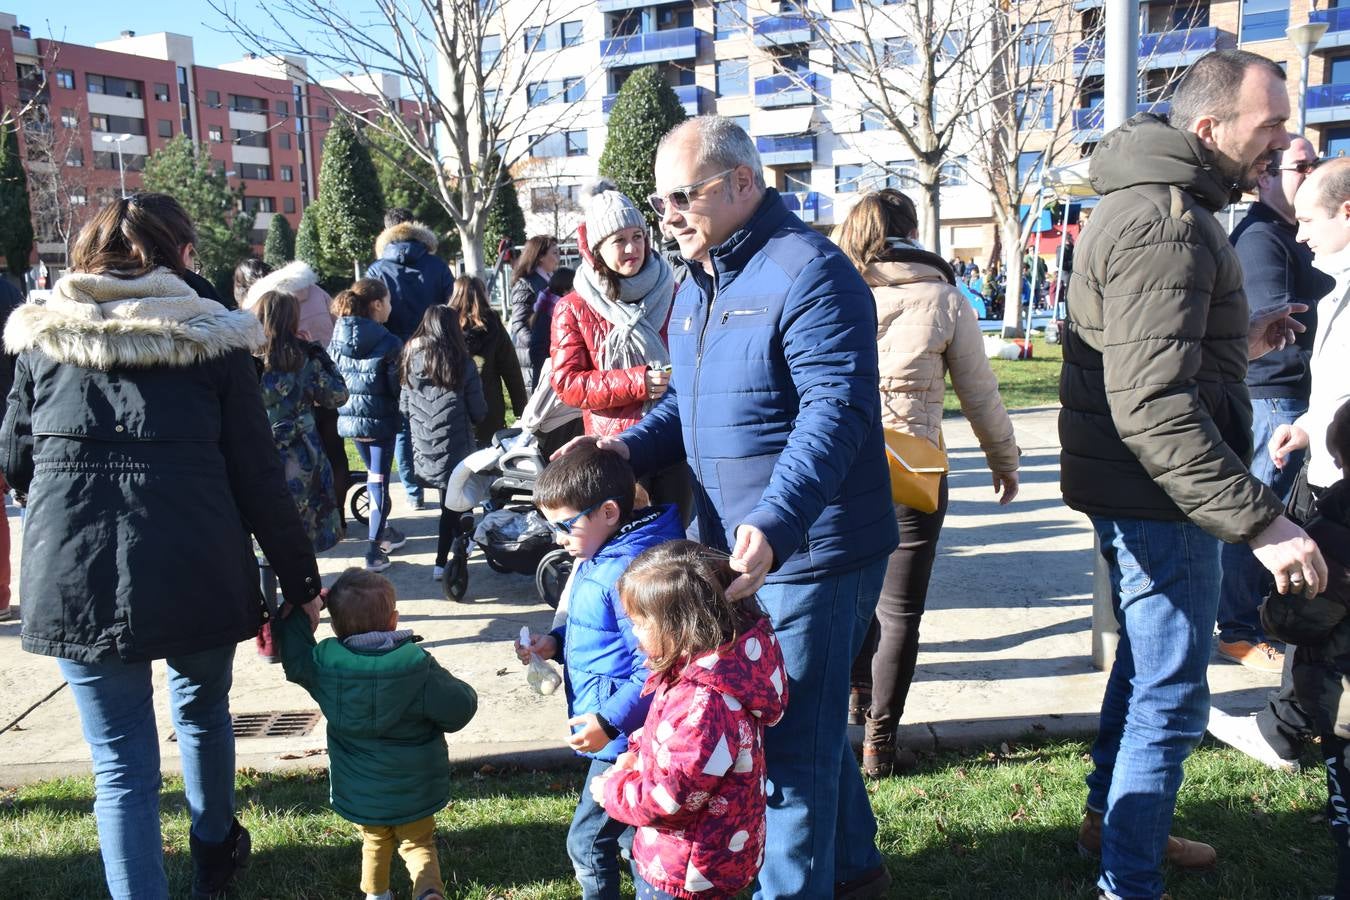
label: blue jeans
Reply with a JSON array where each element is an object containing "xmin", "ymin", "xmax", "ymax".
[
  {"xmin": 58, "ymin": 644, "xmax": 237, "ymax": 900},
  {"xmin": 567, "ymin": 758, "xmax": 636, "ymax": 900},
  {"xmin": 1216, "ymin": 396, "xmax": 1307, "ymax": 644},
  {"xmin": 753, "ymin": 559, "xmax": 887, "ymax": 899},
  {"xmin": 1088, "ymin": 517, "xmax": 1222, "ymax": 900},
  {"xmin": 395, "ymin": 414, "xmax": 421, "ymax": 505},
  {"xmin": 356, "ymin": 438, "xmax": 395, "ymax": 545}
]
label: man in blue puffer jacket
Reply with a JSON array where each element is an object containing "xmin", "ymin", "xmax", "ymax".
[{"xmin": 595, "ymin": 116, "xmax": 900, "ymax": 900}]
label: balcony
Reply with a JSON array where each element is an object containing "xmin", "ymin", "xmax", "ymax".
[
  {"xmin": 1311, "ymin": 7, "xmax": 1350, "ymax": 51},
  {"xmin": 751, "ymin": 15, "xmax": 815, "ymax": 48},
  {"xmin": 1071, "ymin": 100, "xmax": 1170, "ymax": 143},
  {"xmin": 1307, "ymin": 83, "xmax": 1350, "ymax": 125},
  {"xmin": 597, "ymin": 0, "xmax": 676, "ymax": 10},
  {"xmin": 781, "ymin": 190, "xmax": 820, "ymax": 224},
  {"xmin": 603, "ymin": 83, "xmax": 709, "ymax": 118},
  {"xmin": 755, "ymin": 134, "xmax": 815, "ymax": 166},
  {"xmin": 753, "ymin": 72, "xmax": 829, "ymax": 108},
  {"xmin": 600, "ymin": 26, "xmax": 704, "ymax": 68},
  {"xmin": 1073, "ymin": 27, "xmax": 1227, "ymax": 75}
]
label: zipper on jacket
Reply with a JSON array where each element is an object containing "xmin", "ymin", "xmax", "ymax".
[
  {"xmin": 691, "ymin": 270, "xmax": 718, "ymax": 538},
  {"xmin": 720, "ymin": 306, "xmax": 769, "ymax": 325}
]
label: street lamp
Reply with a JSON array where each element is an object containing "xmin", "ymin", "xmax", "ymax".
[
  {"xmin": 101, "ymin": 133, "xmax": 132, "ymax": 198},
  {"xmin": 1288, "ymin": 18, "xmax": 1330, "ymax": 133}
]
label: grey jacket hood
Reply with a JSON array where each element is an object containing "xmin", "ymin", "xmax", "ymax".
[{"xmin": 1090, "ymin": 113, "xmax": 1237, "ymax": 213}]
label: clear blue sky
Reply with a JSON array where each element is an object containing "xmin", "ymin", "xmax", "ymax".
[{"xmin": 10, "ymin": 1, "xmax": 261, "ymax": 67}]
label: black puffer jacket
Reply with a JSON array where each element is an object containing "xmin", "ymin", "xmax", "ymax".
[
  {"xmin": 399, "ymin": 346, "xmax": 487, "ymax": 490},
  {"xmin": 464, "ymin": 309, "xmax": 527, "ymax": 447},
  {"xmin": 509, "ymin": 270, "xmax": 547, "ymax": 389},
  {"xmin": 329, "ymin": 315, "xmax": 403, "ymax": 441},
  {"xmin": 1059, "ymin": 114, "xmax": 1282, "ymax": 543},
  {"xmin": 0, "ymin": 268, "xmax": 321, "ymax": 664}
]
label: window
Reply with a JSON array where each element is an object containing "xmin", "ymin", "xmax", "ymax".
[
  {"xmin": 482, "ymin": 34, "xmax": 502, "ymax": 69},
  {"xmin": 715, "ymin": 0, "xmax": 746, "ymax": 40},
  {"xmin": 861, "ymin": 107, "xmax": 887, "ymax": 131},
  {"xmin": 1241, "ymin": 0, "xmax": 1288, "ymax": 42},
  {"xmin": 835, "ymin": 163, "xmax": 867, "ymax": 193},
  {"xmin": 278, "ymin": 132, "xmax": 292, "ymax": 149},
  {"xmin": 60, "ymin": 108, "xmax": 77, "ymax": 129},
  {"xmin": 1171, "ymin": 1, "xmax": 1209, "ymax": 28},
  {"xmin": 157, "ymin": 119, "xmax": 173, "ymax": 138},
  {"xmin": 882, "ymin": 37, "xmax": 917, "ymax": 67},
  {"xmin": 283, "ymin": 197, "xmax": 296, "ymax": 214},
  {"xmin": 276, "ymin": 100, "xmax": 289, "ymax": 117},
  {"xmin": 86, "ymin": 74, "xmax": 142, "ymax": 98},
  {"xmin": 232, "ymin": 128, "xmax": 269, "ymax": 148},
  {"xmin": 242, "ymin": 196, "xmax": 276, "ymax": 213},
  {"xmin": 782, "ymin": 167, "xmax": 812, "ymax": 192},
  {"xmin": 561, "ymin": 20, "xmax": 583, "ymax": 47},
  {"xmin": 938, "ymin": 30, "xmax": 965, "ymax": 61},
  {"xmin": 208, "ymin": 125, "xmax": 224, "ymax": 142},
  {"xmin": 729, "ymin": 115, "xmax": 751, "ymax": 133},
  {"xmin": 1017, "ymin": 88, "xmax": 1053, "ymax": 131},
  {"xmin": 833, "ymin": 0, "xmax": 855, "ymax": 9},
  {"xmin": 655, "ymin": 7, "xmax": 694, "ymax": 29},
  {"xmin": 1327, "ymin": 126, "xmax": 1350, "ymax": 160},
  {"xmin": 71, "ymin": 189, "xmax": 88, "ymax": 206},
  {"xmin": 94, "ymin": 151, "xmax": 147, "ymax": 171},
  {"xmin": 527, "ymin": 82, "xmax": 549, "ymax": 107},
  {"xmin": 230, "ymin": 94, "xmax": 267, "ymax": 113},
  {"xmin": 885, "ymin": 160, "xmax": 918, "ymax": 189},
  {"xmin": 318, "ymin": 106, "xmax": 330, "ymax": 121},
  {"xmin": 564, "ymin": 77, "xmax": 584, "ymax": 103},
  {"xmin": 566, "ymin": 129, "xmax": 588, "ymax": 156},
  {"xmin": 940, "ymin": 157, "xmax": 967, "ymax": 186},
  {"xmin": 1017, "ymin": 151, "xmax": 1044, "ymax": 186},
  {"xmin": 531, "ymin": 185, "xmax": 582, "ymax": 210},
  {"xmin": 154, "ymin": 82, "xmax": 170, "ymax": 102},
  {"xmin": 90, "ymin": 113, "xmax": 147, "ymax": 135},
  {"xmin": 205, "ymin": 90, "xmax": 221, "ymax": 108},
  {"xmin": 280, "ymin": 165, "xmax": 294, "ymax": 182},
  {"xmin": 1019, "ymin": 21, "xmax": 1054, "ymax": 67},
  {"xmin": 237, "ymin": 163, "xmax": 272, "ymax": 180},
  {"xmin": 525, "ymin": 26, "xmax": 548, "ymax": 53},
  {"xmin": 66, "ymin": 147, "xmax": 84, "ymax": 167},
  {"xmin": 716, "ymin": 58, "xmax": 748, "ymax": 97},
  {"xmin": 835, "ymin": 40, "xmax": 867, "ymax": 74},
  {"xmin": 55, "ymin": 69, "xmax": 75, "ymax": 90}
]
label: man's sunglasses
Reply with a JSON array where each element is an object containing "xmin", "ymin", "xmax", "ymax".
[
  {"xmin": 1269, "ymin": 159, "xmax": 1320, "ymax": 176},
  {"xmin": 547, "ymin": 497, "xmax": 620, "ymax": 536},
  {"xmin": 648, "ymin": 168, "xmax": 735, "ymax": 216}
]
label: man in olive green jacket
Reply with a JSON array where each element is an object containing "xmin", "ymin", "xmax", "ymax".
[{"xmin": 1058, "ymin": 49, "xmax": 1326, "ymax": 900}]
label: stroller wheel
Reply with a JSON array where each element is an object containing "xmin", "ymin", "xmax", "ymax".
[
  {"xmin": 441, "ymin": 555, "xmax": 470, "ymax": 602},
  {"xmin": 484, "ymin": 552, "xmax": 512, "ymax": 574},
  {"xmin": 536, "ymin": 548, "xmax": 573, "ymax": 610},
  {"xmin": 349, "ymin": 484, "xmax": 370, "ymax": 525}
]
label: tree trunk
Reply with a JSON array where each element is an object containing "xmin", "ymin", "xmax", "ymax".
[
  {"xmin": 913, "ymin": 168, "xmax": 942, "ymax": 253},
  {"xmin": 1000, "ymin": 216, "xmax": 1024, "ymax": 339},
  {"xmin": 460, "ymin": 218, "xmax": 486, "ymax": 279}
]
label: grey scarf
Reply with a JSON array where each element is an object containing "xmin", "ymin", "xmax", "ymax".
[{"xmin": 572, "ymin": 252, "xmax": 675, "ymax": 374}]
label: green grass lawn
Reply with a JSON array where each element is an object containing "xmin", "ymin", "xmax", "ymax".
[
  {"xmin": 945, "ymin": 335, "xmax": 1064, "ymax": 415},
  {"xmin": 0, "ymin": 739, "xmax": 1334, "ymax": 899}
]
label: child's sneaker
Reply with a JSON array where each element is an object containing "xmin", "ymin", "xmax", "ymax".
[
  {"xmin": 0, "ymin": 606, "xmax": 12, "ymax": 622},
  {"xmin": 254, "ymin": 622, "xmax": 281, "ymax": 664},
  {"xmin": 380, "ymin": 526, "xmax": 407, "ymax": 553},
  {"xmin": 432, "ymin": 565, "xmax": 446, "ymax": 581},
  {"xmin": 365, "ymin": 546, "xmax": 393, "ymax": 573}
]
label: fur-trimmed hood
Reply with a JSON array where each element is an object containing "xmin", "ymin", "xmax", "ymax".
[
  {"xmin": 375, "ymin": 221, "xmax": 438, "ymax": 261},
  {"xmin": 5, "ymin": 268, "xmax": 263, "ymax": 370},
  {"xmin": 242, "ymin": 260, "xmax": 319, "ymax": 310}
]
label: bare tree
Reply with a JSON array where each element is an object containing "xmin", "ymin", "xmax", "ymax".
[
  {"xmin": 22, "ymin": 102, "xmax": 95, "ymax": 272},
  {"xmin": 211, "ymin": 0, "xmax": 592, "ymax": 276},
  {"xmin": 514, "ymin": 152, "xmax": 582, "ymax": 242}
]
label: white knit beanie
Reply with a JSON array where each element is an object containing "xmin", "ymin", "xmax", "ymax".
[{"xmin": 582, "ymin": 178, "xmax": 646, "ymax": 252}]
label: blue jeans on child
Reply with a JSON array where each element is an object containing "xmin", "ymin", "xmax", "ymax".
[
  {"xmin": 355, "ymin": 438, "xmax": 395, "ymax": 545},
  {"xmin": 1216, "ymin": 396, "xmax": 1307, "ymax": 644},
  {"xmin": 57, "ymin": 644, "xmax": 237, "ymax": 900},
  {"xmin": 753, "ymin": 558, "xmax": 887, "ymax": 899},
  {"xmin": 568, "ymin": 758, "xmax": 636, "ymax": 900},
  {"xmin": 395, "ymin": 414, "xmax": 421, "ymax": 507},
  {"xmin": 1089, "ymin": 516, "xmax": 1222, "ymax": 900}
]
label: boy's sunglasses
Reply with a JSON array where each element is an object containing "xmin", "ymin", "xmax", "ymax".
[
  {"xmin": 648, "ymin": 168, "xmax": 735, "ymax": 216},
  {"xmin": 548, "ymin": 497, "xmax": 620, "ymax": 535}
]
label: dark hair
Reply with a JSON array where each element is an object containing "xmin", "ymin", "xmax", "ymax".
[
  {"xmin": 384, "ymin": 207, "xmax": 414, "ymax": 228},
  {"xmin": 331, "ymin": 278, "xmax": 388, "ymax": 319},
  {"xmin": 233, "ymin": 256, "xmax": 272, "ymax": 304},
  {"xmin": 254, "ymin": 290, "xmax": 305, "ymax": 374},
  {"xmin": 835, "ymin": 189, "xmax": 920, "ymax": 270},
  {"xmin": 617, "ymin": 540, "xmax": 760, "ymax": 676},
  {"xmin": 533, "ymin": 441, "xmax": 635, "ymax": 523},
  {"xmin": 449, "ymin": 275, "xmax": 491, "ymax": 331},
  {"xmin": 326, "ymin": 568, "xmax": 397, "ymax": 639},
  {"xmin": 513, "ymin": 235, "xmax": 558, "ymax": 280},
  {"xmin": 1329, "ymin": 400, "xmax": 1350, "ymax": 469},
  {"xmin": 591, "ymin": 243, "xmax": 650, "ymax": 300},
  {"xmin": 1169, "ymin": 49, "xmax": 1286, "ymax": 130},
  {"xmin": 71, "ymin": 193, "xmax": 196, "ymax": 278},
  {"xmin": 548, "ymin": 266, "xmax": 575, "ymax": 296},
  {"xmin": 402, "ymin": 305, "xmax": 468, "ymax": 390}
]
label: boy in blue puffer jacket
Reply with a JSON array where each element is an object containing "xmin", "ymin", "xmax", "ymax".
[{"xmin": 514, "ymin": 444, "xmax": 683, "ymax": 900}]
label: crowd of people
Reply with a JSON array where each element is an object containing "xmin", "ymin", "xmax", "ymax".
[{"xmin": 8, "ymin": 43, "xmax": 1350, "ymax": 900}]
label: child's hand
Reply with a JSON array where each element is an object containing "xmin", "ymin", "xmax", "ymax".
[
  {"xmin": 613, "ymin": 751, "xmax": 637, "ymax": 772},
  {"xmin": 515, "ymin": 633, "xmax": 557, "ymax": 664},
  {"xmin": 589, "ymin": 768, "xmax": 611, "ymax": 806},
  {"xmin": 567, "ymin": 714, "xmax": 612, "ymax": 754}
]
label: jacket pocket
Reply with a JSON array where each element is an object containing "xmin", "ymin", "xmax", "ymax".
[{"xmin": 716, "ymin": 306, "xmax": 771, "ymax": 329}]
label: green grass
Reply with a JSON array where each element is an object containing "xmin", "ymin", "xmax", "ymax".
[
  {"xmin": 0, "ymin": 739, "xmax": 1335, "ymax": 899},
  {"xmin": 945, "ymin": 334, "xmax": 1063, "ymax": 415}
]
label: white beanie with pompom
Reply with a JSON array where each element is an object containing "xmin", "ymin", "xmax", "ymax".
[{"xmin": 582, "ymin": 178, "xmax": 646, "ymax": 252}]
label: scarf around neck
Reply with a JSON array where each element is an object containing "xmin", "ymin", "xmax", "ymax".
[{"xmin": 572, "ymin": 252, "xmax": 675, "ymax": 377}]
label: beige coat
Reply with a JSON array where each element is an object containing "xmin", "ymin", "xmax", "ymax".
[{"xmin": 865, "ymin": 259, "xmax": 1019, "ymax": 474}]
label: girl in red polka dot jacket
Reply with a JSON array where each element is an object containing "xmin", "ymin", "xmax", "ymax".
[{"xmin": 591, "ymin": 540, "xmax": 789, "ymax": 900}]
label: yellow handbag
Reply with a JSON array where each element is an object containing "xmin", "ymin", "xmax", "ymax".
[{"xmin": 883, "ymin": 429, "xmax": 949, "ymax": 514}]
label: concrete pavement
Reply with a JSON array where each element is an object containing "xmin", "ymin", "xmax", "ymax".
[{"xmin": 0, "ymin": 407, "xmax": 1281, "ymax": 785}]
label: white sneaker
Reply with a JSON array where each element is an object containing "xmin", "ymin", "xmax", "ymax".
[
  {"xmin": 1206, "ymin": 707, "xmax": 1300, "ymax": 773},
  {"xmin": 432, "ymin": 565, "xmax": 446, "ymax": 581},
  {"xmin": 366, "ymin": 892, "xmax": 393, "ymax": 900}
]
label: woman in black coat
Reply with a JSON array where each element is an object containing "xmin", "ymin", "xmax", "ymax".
[
  {"xmin": 508, "ymin": 234, "xmax": 559, "ymax": 392},
  {"xmin": 450, "ymin": 275, "xmax": 528, "ymax": 447},
  {"xmin": 0, "ymin": 194, "xmax": 322, "ymax": 900}
]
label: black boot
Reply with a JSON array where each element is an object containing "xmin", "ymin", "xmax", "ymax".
[{"xmin": 191, "ymin": 818, "xmax": 251, "ymax": 899}]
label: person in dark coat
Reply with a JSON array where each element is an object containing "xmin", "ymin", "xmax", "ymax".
[
  {"xmin": 366, "ymin": 207, "xmax": 456, "ymax": 509},
  {"xmin": 399, "ymin": 305, "xmax": 487, "ymax": 586},
  {"xmin": 0, "ymin": 276, "xmax": 21, "ymax": 622},
  {"xmin": 449, "ymin": 275, "xmax": 527, "ymax": 447},
  {"xmin": 508, "ymin": 234, "xmax": 560, "ymax": 392},
  {"xmin": 0, "ymin": 193, "xmax": 323, "ymax": 900}
]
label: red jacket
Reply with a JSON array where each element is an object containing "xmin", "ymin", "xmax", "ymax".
[
  {"xmin": 549, "ymin": 289, "xmax": 670, "ymax": 438},
  {"xmin": 601, "ymin": 617, "xmax": 788, "ymax": 899}
]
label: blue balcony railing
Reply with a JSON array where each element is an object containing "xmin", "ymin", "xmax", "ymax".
[
  {"xmin": 753, "ymin": 72, "xmax": 829, "ymax": 107},
  {"xmin": 755, "ymin": 134, "xmax": 815, "ymax": 165},
  {"xmin": 600, "ymin": 26, "xmax": 702, "ymax": 66},
  {"xmin": 781, "ymin": 190, "xmax": 820, "ymax": 223},
  {"xmin": 1072, "ymin": 100, "xmax": 1171, "ymax": 139},
  {"xmin": 1074, "ymin": 27, "xmax": 1221, "ymax": 67},
  {"xmin": 1311, "ymin": 7, "xmax": 1350, "ymax": 34},
  {"xmin": 1308, "ymin": 83, "xmax": 1350, "ymax": 110},
  {"xmin": 602, "ymin": 83, "xmax": 708, "ymax": 118},
  {"xmin": 751, "ymin": 15, "xmax": 816, "ymax": 46}
]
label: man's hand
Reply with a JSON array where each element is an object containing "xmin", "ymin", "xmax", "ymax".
[
  {"xmin": 1249, "ymin": 514, "xmax": 1328, "ymax": 597},
  {"xmin": 567, "ymin": 713, "xmax": 612, "ymax": 754},
  {"xmin": 550, "ymin": 434, "xmax": 631, "ymax": 462},
  {"xmin": 1268, "ymin": 423, "xmax": 1310, "ymax": 471},
  {"xmin": 515, "ymin": 633, "xmax": 558, "ymax": 664},
  {"xmin": 728, "ymin": 524, "xmax": 774, "ymax": 601},
  {"xmin": 279, "ymin": 594, "xmax": 324, "ymax": 633},
  {"xmin": 1248, "ymin": 303, "xmax": 1308, "ymax": 360},
  {"xmin": 992, "ymin": 470, "xmax": 1019, "ymax": 505}
]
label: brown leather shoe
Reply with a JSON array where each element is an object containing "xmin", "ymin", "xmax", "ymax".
[
  {"xmin": 1077, "ymin": 808, "xmax": 1216, "ymax": 872},
  {"xmin": 1217, "ymin": 639, "xmax": 1284, "ymax": 673}
]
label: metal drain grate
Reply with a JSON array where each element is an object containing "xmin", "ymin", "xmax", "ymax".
[{"xmin": 168, "ymin": 710, "xmax": 321, "ymax": 741}]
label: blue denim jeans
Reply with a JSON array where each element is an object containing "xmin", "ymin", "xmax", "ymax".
[
  {"xmin": 1216, "ymin": 396, "xmax": 1307, "ymax": 644},
  {"xmin": 58, "ymin": 644, "xmax": 237, "ymax": 900},
  {"xmin": 356, "ymin": 438, "xmax": 395, "ymax": 545},
  {"xmin": 567, "ymin": 758, "xmax": 636, "ymax": 900},
  {"xmin": 395, "ymin": 414, "xmax": 421, "ymax": 505},
  {"xmin": 1088, "ymin": 516, "xmax": 1222, "ymax": 900},
  {"xmin": 752, "ymin": 558, "xmax": 887, "ymax": 899}
]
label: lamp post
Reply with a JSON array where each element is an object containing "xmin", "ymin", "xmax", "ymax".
[
  {"xmin": 1288, "ymin": 19, "xmax": 1329, "ymax": 133},
  {"xmin": 101, "ymin": 133, "xmax": 132, "ymax": 198}
]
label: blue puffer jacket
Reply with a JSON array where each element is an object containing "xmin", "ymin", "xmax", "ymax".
[
  {"xmin": 366, "ymin": 222, "xmax": 456, "ymax": 342},
  {"xmin": 548, "ymin": 504, "xmax": 684, "ymax": 762},
  {"xmin": 328, "ymin": 316, "xmax": 403, "ymax": 441},
  {"xmin": 621, "ymin": 190, "xmax": 898, "ymax": 582}
]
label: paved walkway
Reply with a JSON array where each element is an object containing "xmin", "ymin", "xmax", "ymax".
[{"xmin": 0, "ymin": 407, "xmax": 1280, "ymax": 785}]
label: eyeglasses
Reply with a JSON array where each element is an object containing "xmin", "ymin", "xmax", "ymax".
[
  {"xmin": 1269, "ymin": 159, "xmax": 1320, "ymax": 176},
  {"xmin": 647, "ymin": 168, "xmax": 736, "ymax": 217},
  {"xmin": 547, "ymin": 497, "xmax": 619, "ymax": 536}
]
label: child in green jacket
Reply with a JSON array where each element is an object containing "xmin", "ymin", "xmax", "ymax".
[{"xmin": 276, "ymin": 568, "xmax": 478, "ymax": 900}]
